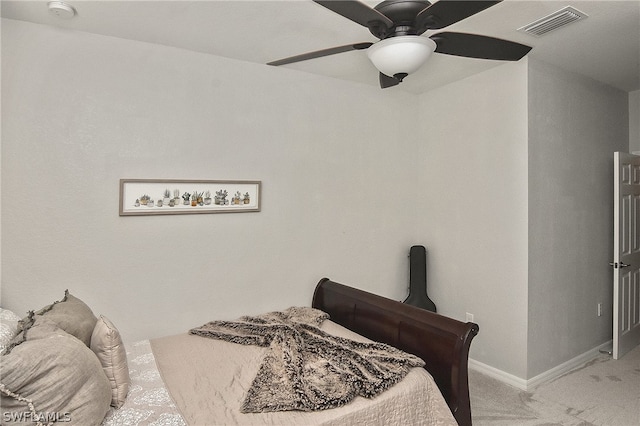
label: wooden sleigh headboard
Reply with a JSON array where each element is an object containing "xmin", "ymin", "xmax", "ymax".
[{"xmin": 312, "ymin": 278, "xmax": 479, "ymax": 426}]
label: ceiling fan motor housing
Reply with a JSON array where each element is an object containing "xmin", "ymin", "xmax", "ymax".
[{"xmin": 372, "ymin": 0, "xmax": 433, "ymax": 38}]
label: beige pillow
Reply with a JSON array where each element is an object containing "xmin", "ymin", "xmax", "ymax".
[
  {"xmin": 0, "ymin": 317, "xmax": 112, "ymax": 424},
  {"xmin": 91, "ymin": 315, "xmax": 130, "ymax": 408},
  {"xmin": 32, "ymin": 290, "xmax": 98, "ymax": 347}
]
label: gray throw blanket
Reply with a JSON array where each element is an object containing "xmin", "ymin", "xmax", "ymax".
[{"xmin": 189, "ymin": 307, "xmax": 425, "ymax": 413}]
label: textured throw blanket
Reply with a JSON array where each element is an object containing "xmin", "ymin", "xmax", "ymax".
[{"xmin": 189, "ymin": 307, "xmax": 425, "ymax": 413}]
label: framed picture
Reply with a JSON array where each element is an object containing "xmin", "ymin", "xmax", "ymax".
[{"xmin": 119, "ymin": 179, "xmax": 261, "ymax": 216}]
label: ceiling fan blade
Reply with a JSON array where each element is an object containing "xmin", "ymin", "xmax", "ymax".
[
  {"xmin": 415, "ymin": 0, "xmax": 501, "ymax": 33},
  {"xmin": 431, "ymin": 32, "xmax": 531, "ymax": 61},
  {"xmin": 379, "ymin": 72, "xmax": 400, "ymax": 89},
  {"xmin": 267, "ymin": 42, "xmax": 372, "ymax": 66},
  {"xmin": 314, "ymin": 1, "xmax": 393, "ymax": 37}
]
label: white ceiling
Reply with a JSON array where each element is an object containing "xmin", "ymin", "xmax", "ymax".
[{"xmin": 2, "ymin": 0, "xmax": 639, "ymax": 94}]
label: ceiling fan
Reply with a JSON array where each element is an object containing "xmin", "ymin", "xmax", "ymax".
[{"xmin": 267, "ymin": 0, "xmax": 532, "ymax": 89}]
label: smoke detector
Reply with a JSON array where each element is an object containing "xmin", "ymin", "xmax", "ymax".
[{"xmin": 48, "ymin": 1, "xmax": 76, "ymax": 19}]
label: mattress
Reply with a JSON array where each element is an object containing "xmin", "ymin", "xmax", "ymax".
[{"xmin": 103, "ymin": 320, "xmax": 456, "ymax": 425}]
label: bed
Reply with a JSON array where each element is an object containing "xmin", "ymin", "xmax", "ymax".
[
  {"xmin": 0, "ymin": 278, "xmax": 478, "ymax": 426},
  {"xmin": 312, "ymin": 278, "xmax": 479, "ymax": 426}
]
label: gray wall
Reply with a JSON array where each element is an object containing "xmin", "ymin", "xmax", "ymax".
[
  {"xmin": 1, "ymin": 18, "xmax": 423, "ymax": 342},
  {"xmin": 527, "ymin": 59, "xmax": 629, "ymax": 377},
  {"xmin": 416, "ymin": 61, "xmax": 530, "ymax": 378},
  {"xmin": 631, "ymin": 90, "xmax": 640, "ymax": 152}
]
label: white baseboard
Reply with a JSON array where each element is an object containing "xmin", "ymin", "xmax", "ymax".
[
  {"xmin": 469, "ymin": 359, "xmax": 528, "ymax": 390},
  {"xmin": 469, "ymin": 340, "xmax": 613, "ymax": 391}
]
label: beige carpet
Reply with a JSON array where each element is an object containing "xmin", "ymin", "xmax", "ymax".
[{"xmin": 469, "ymin": 346, "xmax": 640, "ymax": 425}]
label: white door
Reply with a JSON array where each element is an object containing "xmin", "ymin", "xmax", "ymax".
[{"xmin": 613, "ymin": 152, "xmax": 640, "ymax": 359}]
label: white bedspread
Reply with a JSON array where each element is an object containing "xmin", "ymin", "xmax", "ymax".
[
  {"xmin": 101, "ymin": 340, "xmax": 186, "ymax": 426},
  {"xmin": 102, "ymin": 321, "xmax": 456, "ymax": 426}
]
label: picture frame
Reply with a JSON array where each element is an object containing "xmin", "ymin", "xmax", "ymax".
[{"xmin": 119, "ymin": 179, "xmax": 261, "ymax": 216}]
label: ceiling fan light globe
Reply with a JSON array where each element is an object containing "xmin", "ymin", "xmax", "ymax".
[{"xmin": 366, "ymin": 36, "xmax": 436, "ymax": 78}]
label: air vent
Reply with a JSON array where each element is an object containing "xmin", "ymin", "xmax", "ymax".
[{"xmin": 518, "ymin": 6, "xmax": 588, "ymax": 37}]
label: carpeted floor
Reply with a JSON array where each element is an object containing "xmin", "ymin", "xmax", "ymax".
[{"xmin": 469, "ymin": 346, "xmax": 640, "ymax": 425}]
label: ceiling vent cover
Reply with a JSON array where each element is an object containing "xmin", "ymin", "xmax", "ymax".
[{"xmin": 518, "ymin": 6, "xmax": 588, "ymax": 37}]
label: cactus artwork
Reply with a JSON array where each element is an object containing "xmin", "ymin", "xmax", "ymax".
[{"xmin": 122, "ymin": 180, "xmax": 258, "ymax": 215}]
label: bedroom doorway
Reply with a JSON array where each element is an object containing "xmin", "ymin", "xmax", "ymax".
[{"xmin": 612, "ymin": 152, "xmax": 640, "ymax": 359}]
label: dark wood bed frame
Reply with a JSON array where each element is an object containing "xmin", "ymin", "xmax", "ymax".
[{"xmin": 312, "ymin": 278, "xmax": 479, "ymax": 426}]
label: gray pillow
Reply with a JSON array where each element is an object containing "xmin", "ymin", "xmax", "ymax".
[
  {"xmin": 27, "ymin": 290, "xmax": 98, "ymax": 347},
  {"xmin": 0, "ymin": 317, "xmax": 112, "ymax": 425}
]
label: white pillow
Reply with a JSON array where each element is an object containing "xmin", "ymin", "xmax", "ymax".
[
  {"xmin": 0, "ymin": 308, "xmax": 22, "ymax": 353},
  {"xmin": 90, "ymin": 315, "xmax": 130, "ymax": 408}
]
